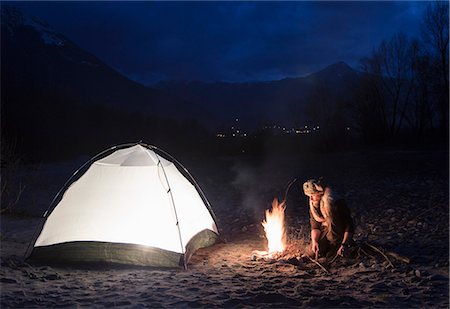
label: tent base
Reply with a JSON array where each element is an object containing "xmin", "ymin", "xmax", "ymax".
[
  {"xmin": 30, "ymin": 241, "xmax": 183, "ymax": 267},
  {"xmin": 29, "ymin": 229, "xmax": 218, "ymax": 268}
]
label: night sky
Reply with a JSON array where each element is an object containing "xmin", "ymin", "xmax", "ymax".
[{"xmin": 12, "ymin": 1, "xmax": 427, "ymax": 86}]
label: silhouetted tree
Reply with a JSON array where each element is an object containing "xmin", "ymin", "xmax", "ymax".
[
  {"xmin": 375, "ymin": 34, "xmax": 415, "ymax": 135},
  {"xmin": 421, "ymin": 1, "xmax": 449, "ymax": 134},
  {"xmin": 350, "ymin": 69, "xmax": 389, "ymax": 142},
  {"xmin": 406, "ymin": 40, "xmax": 435, "ymax": 137}
]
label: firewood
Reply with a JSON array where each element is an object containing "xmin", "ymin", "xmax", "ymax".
[
  {"xmin": 303, "ymin": 254, "xmax": 330, "ymax": 274},
  {"xmin": 358, "ymin": 245, "xmax": 374, "ymax": 258},
  {"xmin": 328, "ymin": 254, "xmax": 339, "ymax": 265},
  {"xmin": 386, "ymin": 251, "xmax": 411, "ymax": 264},
  {"xmin": 365, "ymin": 242, "xmax": 395, "ymax": 269}
]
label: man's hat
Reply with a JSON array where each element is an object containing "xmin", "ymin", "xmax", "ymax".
[{"xmin": 303, "ymin": 178, "xmax": 325, "ymax": 196}]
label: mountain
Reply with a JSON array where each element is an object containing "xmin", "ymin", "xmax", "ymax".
[
  {"xmin": 1, "ymin": 5, "xmax": 363, "ymax": 162},
  {"xmin": 156, "ymin": 62, "xmax": 361, "ymax": 130},
  {"xmin": 1, "ymin": 6, "xmax": 213, "ymax": 162},
  {"xmin": 1, "ymin": 6, "xmax": 209, "ymax": 122}
]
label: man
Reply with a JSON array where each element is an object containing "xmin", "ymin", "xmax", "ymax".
[{"xmin": 303, "ymin": 178, "xmax": 355, "ymax": 258}]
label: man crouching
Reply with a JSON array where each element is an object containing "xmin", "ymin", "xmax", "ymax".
[{"xmin": 303, "ymin": 178, "xmax": 355, "ymax": 259}]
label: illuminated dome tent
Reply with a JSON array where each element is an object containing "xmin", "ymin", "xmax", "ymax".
[{"xmin": 28, "ymin": 143, "xmax": 218, "ymax": 268}]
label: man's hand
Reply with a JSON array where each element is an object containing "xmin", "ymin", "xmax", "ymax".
[
  {"xmin": 311, "ymin": 240, "xmax": 319, "ymax": 254},
  {"xmin": 310, "ymin": 229, "xmax": 321, "ymax": 259},
  {"xmin": 337, "ymin": 245, "xmax": 344, "ymax": 256}
]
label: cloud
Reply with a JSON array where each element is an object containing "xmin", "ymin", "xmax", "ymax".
[{"xmin": 13, "ymin": 1, "xmax": 427, "ymax": 84}]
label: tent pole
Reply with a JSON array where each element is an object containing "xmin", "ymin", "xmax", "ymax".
[
  {"xmin": 156, "ymin": 157, "xmax": 187, "ymax": 270},
  {"xmin": 144, "ymin": 143, "xmax": 220, "ymax": 234}
]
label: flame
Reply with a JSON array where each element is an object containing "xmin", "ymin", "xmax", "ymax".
[{"xmin": 261, "ymin": 198, "xmax": 286, "ymax": 254}]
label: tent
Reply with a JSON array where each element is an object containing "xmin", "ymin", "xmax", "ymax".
[{"xmin": 28, "ymin": 143, "xmax": 218, "ymax": 268}]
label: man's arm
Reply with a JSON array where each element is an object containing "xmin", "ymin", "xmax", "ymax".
[
  {"xmin": 342, "ymin": 230, "xmax": 353, "ymax": 245},
  {"xmin": 336, "ymin": 199, "xmax": 355, "ymax": 256}
]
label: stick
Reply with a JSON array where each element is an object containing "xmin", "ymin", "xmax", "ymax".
[
  {"xmin": 304, "ymin": 254, "xmax": 330, "ymax": 274},
  {"xmin": 327, "ymin": 254, "xmax": 339, "ymax": 265},
  {"xmin": 386, "ymin": 251, "xmax": 410, "ymax": 264},
  {"xmin": 365, "ymin": 242, "xmax": 395, "ymax": 269},
  {"xmin": 358, "ymin": 245, "xmax": 374, "ymax": 258},
  {"xmin": 415, "ymin": 204, "xmax": 442, "ymax": 219},
  {"xmin": 281, "ymin": 177, "xmax": 298, "ymax": 204}
]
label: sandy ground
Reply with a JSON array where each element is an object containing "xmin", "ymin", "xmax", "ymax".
[{"xmin": 1, "ymin": 149, "xmax": 448, "ymax": 307}]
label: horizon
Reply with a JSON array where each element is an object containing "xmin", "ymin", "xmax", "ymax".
[{"xmin": 154, "ymin": 61, "xmax": 356, "ymax": 86}]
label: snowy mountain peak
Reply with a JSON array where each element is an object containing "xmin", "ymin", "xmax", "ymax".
[{"xmin": 1, "ymin": 6, "xmax": 65, "ymax": 46}]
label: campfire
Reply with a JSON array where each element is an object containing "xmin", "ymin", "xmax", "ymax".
[
  {"xmin": 252, "ymin": 198, "xmax": 287, "ymax": 260},
  {"xmin": 262, "ymin": 198, "xmax": 287, "ymax": 254}
]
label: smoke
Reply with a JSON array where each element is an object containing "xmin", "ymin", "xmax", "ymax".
[
  {"xmin": 229, "ymin": 139, "xmax": 317, "ymax": 226},
  {"xmin": 231, "ymin": 161, "xmax": 272, "ymax": 215},
  {"xmin": 230, "ymin": 152, "xmax": 304, "ymax": 223}
]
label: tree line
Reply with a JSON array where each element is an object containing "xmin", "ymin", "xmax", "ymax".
[{"xmin": 306, "ymin": 2, "xmax": 449, "ymax": 146}]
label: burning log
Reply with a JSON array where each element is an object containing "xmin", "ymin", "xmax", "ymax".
[{"xmin": 250, "ymin": 250, "xmax": 280, "ymax": 262}]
